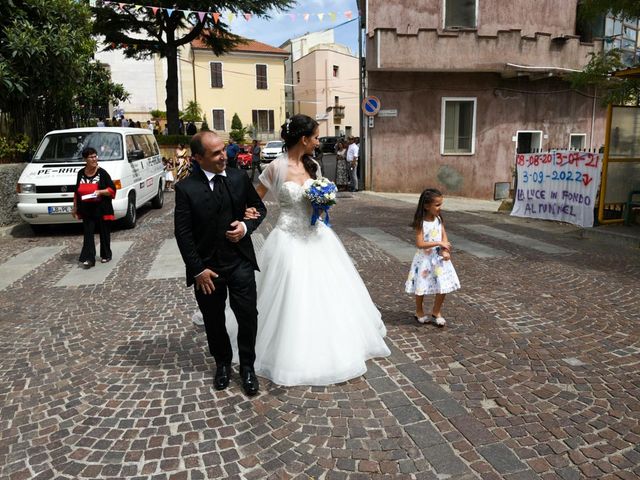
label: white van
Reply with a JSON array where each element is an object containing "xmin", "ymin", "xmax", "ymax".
[{"xmin": 16, "ymin": 127, "xmax": 165, "ymax": 229}]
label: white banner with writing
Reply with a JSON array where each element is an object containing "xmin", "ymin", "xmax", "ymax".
[{"xmin": 511, "ymin": 150, "xmax": 602, "ymax": 228}]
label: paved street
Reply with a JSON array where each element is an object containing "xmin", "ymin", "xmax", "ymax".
[{"xmin": 1, "ymin": 186, "xmax": 639, "ymax": 480}]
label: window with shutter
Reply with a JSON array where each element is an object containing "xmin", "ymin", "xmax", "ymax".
[
  {"xmin": 256, "ymin": 64, "xmax": 268, "ymax": 89},
  {"xmin": 210, "ymin": 62, "xmax": 223, "ymax": 88},
  {"xmin": 441, "ymin": 97, "xmax": 476, "ymax": 155},
  {"xmin": 444, "ymin": 0, "xmax": 477, "ymax": 29},
  {"xmin": 212, "ymin": 110, "xmax": 225, "ymax": 131},
  {"xmin": 251, "ymin": 109, "xmax": 275, "ymax": 133}
]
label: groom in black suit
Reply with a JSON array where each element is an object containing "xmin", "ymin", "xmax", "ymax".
[{"xmin": 174, "ymin": 131, "xmax": 267, "ymax": 395}]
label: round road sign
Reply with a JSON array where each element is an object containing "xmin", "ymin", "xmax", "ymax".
[{"xmin": 362, "ymin": 96, "xmax": 381, "ymax": 116}]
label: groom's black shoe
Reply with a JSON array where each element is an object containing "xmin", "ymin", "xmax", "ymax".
[
  {"xmin": 240, "ymin": 368, "xmax": 259, "ymax": 396},
  {"xmin": 214, "ymin": 364, "xmax": 231, "ymax": 390}
]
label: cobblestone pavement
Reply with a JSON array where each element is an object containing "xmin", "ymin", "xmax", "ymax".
[{"xmin": 1, "ymin": 189, "xmax": 639, "ymax": 480}]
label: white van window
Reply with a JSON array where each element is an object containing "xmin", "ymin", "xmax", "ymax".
[
  {"xmin": 33, "ymin": 132, "xmax": 124, "ymax": 163},
  {"xmin": 132, "ymin": 134, "xmax": 155, "ymax": 158}
]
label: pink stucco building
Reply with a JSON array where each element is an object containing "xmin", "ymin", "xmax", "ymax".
[{"xmin": 359, "ymin": 0, "xmax": 607, "ymax": 198}]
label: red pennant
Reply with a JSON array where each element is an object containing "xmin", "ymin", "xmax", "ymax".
[
  {"xmin": 152, "ymin": 6, "xmax": 159, "ymax": 15},
  {"xmin": 212, "ymin": 12, "xmax": 220, "ymax": 23},
  {"xmin": 344, "ymin": 10, "xmax": 353, "ymax": 19},
  {"xmin": 243, "ymin": 13, "xmax": 251, "ymax": 21},
  {"xmin": 119, "ymin": 3, "xmax": 125, "ymax": 10}
]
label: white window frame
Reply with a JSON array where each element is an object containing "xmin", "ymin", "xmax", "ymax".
[
  {"xmin": 255, "ymin": 63, "xmax": 268, "ymax": 90},
  {"xmin": 209, "ymin": 61, "xmax": 224, "ymax": 88},
  {"xmin": 442, "ymin": 0, "xmax": 479, "ymax": 29},
  {"xmin": 515, "ymin": 130, "xmax": 543, "ymax": 153},
  {"xmin": 440, "ymin": 97, "xmax": 477, "ymax": 155},
  {"xmin": 569, "ymin": 133, "xmax": 587, "ymax": 150},
  {"xmin": 211, "ymin": 109, "xmax": 226, "ymax": 132}
]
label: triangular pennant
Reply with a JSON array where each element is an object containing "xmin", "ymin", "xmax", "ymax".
[
  {"xmin": 227, "ymin": 12, "xmax": 236, "ymax": 22},
  {"xmin": 303, "ymin": 13, "xmax": 310, "ymax": 21},
  {"xmin": 118, "ymin": 3, "xmax": 125, "ymax": 10},
  {"xmin": 166, "ymin": 8, "xmax": 174, "ymax": 17},
  {"xmin": 328, "ymin": 12, "xmax": 337, "ymax": 22},
  {"xmin": 212, "ymin": 12, "xmax": 220, "ymax": 23},
  {"xmin": 289, "ymin": 13, "xmax": 296, "ymax": 21},
  {"xmin": 317, "ymin": 13, "xmax": 324, "ymax": 21},
  {"xmin": 183, "ymin": 10, "xmax": 191, "ymax": 19},
  {"xmin": 89, "ymin": 0, "xmax": 96, "ymax": 7},
  {"xmin": 198, "ymin": 11, "xmax": 206, "ymax": 22},
  {"xmin": 344, "ymin": 10, "xmax": 353, "ymax": 20},
  {"xmin": 152, "ymin": 6, "xmax": 159, "ymax": 15},
  {"xmin": 244, "ymin": 13, "xmax": 252, "ymax": 21}
]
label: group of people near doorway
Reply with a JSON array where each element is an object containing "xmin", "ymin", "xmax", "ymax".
[{"xmin": 335, "ymin": 136, "xmax": 360, "ymax": 192}]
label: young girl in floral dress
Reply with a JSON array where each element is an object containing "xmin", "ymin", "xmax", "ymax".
[{"xmin": 405, "ymin": 188, "xmax": 460, "ymax": 327}]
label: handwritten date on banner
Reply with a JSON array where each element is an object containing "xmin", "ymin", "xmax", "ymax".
[{"xmin": 511, "ymin": 150, "xmax": 602, "ymax": 228}]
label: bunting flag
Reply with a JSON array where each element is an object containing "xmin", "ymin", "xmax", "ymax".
[{"xmin": 94, "ymin": 1, "xmax": 358, "ymax": 24}]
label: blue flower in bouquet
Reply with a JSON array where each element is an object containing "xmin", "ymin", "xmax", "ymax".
[{"xmin": 304, "ymin": 177, "xmax": 337, "ymax": 226}]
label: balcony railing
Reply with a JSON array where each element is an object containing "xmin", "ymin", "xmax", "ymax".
[{"xmin": 333, "ymin": 105, "xmax": 345, "ymax": 120}]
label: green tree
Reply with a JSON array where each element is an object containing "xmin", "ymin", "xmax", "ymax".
[
  {"xmin": 91, "ymin": 0, "xmax": 294, "ymax": 134},
  {"xmin": 572, "ymin": 1, "xmax": 640, "ymax": 105},
  {"xmin": 183, "ymin": 100, "xmax": 202, "ymax": 122},
  {"xmin": 0, "ymin": 0, "xmax": 126, "ymax": 139},
  {"xmin": 578, "ymin": 0, "xmax": 640, "ymax": 19},
  {"xmin": 229, "ymin": 113, "xmax": 246, "ymax": 143},
  {"xmin": 76, "ymin": 62, "xmax": 129, "ymax": 124},
  {"xmin": 200, "ymin": 113, "xmax": 210, "ymax": 131}
]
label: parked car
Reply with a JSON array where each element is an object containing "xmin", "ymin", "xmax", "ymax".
[
  {"xmin": 16, "ymin": 127, "xmax": 165, "ymax": 230},
  {"xmin": 319, "ymin": 136, "xmax": 342, "ymax": 153},
  {"xmin": 236, "ymin": 146, "xmax": 252, "ymax": 169},
  {"xmin": 260, "ymin": 140, "xmax": 284, "ymax": 164}
]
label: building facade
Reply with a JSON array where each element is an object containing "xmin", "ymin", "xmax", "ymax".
[
  {"xmin": 281, "ymin": 31, "xmax": 335, "ymax": 119},
  {"xmin": 291, "ymin": 44, "xmax": 360, "ymax": 138},
  {"xmin": 94, "ymin": 48, "xmax": 171, "ymax": 121},
  {"xmin": 359, "ymin": 0, "xmax": 608, "ymax": 198},
  {"xmin": 185, "ymin": 38, "xmax": 288, "ymax": 142}
]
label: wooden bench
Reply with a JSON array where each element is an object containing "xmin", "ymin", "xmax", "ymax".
[{"xmin": 623, "ymin": 190, "xmax": 640, "ymax": 226}]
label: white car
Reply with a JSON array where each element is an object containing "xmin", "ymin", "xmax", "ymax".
[{"xmin": 260, "ymin": 140, "xmax": 284, "ymax": 164}]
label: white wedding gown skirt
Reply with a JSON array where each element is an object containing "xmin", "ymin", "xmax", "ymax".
[{"xmin": 220, "ymin": 180, "xmax": 391, "ymax": 386}]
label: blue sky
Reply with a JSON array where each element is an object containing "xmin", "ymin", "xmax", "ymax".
[{"xmin": 228, "ymin": 0, "xmax": 360, "ymax": 55}]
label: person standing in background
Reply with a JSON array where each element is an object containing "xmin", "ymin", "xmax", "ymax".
[
  {"xmin": 250, "ymin": 140, "xmax": 261, "ymax": 181},
  {"xmin": 226, "ymin": 139, "xmax": 240, "ymax": 169},
  {"xmin": 347, "ymin": 137, "xmax": 360, "ymax": 192}
]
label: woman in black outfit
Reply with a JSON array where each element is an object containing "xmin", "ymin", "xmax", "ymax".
[{"xmin": 72, "ymin": 147, "xmax": 116, "ymax": 268}]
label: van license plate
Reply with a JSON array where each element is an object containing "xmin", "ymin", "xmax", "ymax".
[{"xmin": 48, "ymin": 206, "xmax": 73, "ymax": 214}]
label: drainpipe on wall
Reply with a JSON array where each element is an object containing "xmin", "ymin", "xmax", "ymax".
[
  {"xmin": 590, "ymin": 86, "xmax": 596, "ymax": 150},
  {"xmin": 191, "ymin": 47, "xmax": 197, "ymax": 105}
]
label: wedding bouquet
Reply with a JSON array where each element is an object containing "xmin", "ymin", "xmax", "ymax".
[{"xmin": 304, "ymin": 177, "xmax": 337, "ymax": 226}]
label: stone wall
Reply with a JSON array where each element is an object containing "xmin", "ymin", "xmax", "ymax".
[{"xmin": 0, "ymin": 163, "xmax": 27, "ymax": 226}]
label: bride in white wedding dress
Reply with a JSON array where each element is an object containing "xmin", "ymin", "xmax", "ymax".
[{"xmin": 197, "ymin": 114, "xmax": 390, "ymax": 386}]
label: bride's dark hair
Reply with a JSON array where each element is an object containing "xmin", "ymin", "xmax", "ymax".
[{"xmin": 280, "ymin": 114, "xmax": 319, "ymax": 179}]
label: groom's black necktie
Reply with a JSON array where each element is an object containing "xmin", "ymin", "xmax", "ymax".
[{"xmin": 212, "ymin": 175, "xmax": 225, "ymax": 204}]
